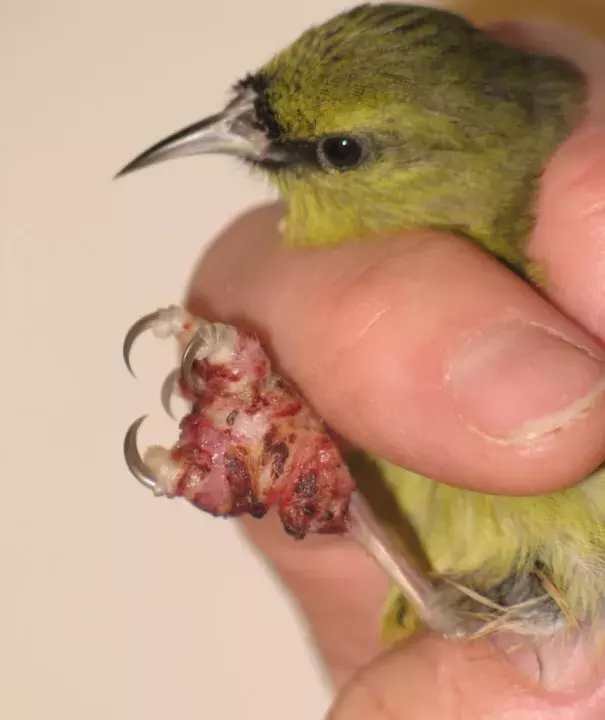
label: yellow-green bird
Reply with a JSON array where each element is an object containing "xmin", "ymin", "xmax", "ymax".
[{"xmin": 118, "ymin": 4, "xmax": 595, "ymax": 649}]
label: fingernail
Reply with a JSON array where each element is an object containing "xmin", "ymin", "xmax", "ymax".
[{"xmin": 448, "ymin": 321, "xmax": 605, "ymax": 444}]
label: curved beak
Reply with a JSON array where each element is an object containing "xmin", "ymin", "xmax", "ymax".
[{"xmin": 115, "ymin": 89, "xmax": 269, "ymax": 178}]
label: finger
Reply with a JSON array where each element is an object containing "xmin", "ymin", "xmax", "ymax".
[
  {"xmin": 186, "ymin": 204, "xmax": 605, "ymax": 495},
  {"xmin": 328, "ymin": 633, "xmax": 605, "ymax": 720},
  {"xmin": 509, "ymin": 23, "xmax": 605, "ymax": 342},
  {"xmin": 486, "ymin": 20, "xmax": 605, "ymax": 120},
  {"xmin": 478, "ymin": 21, "xmax": 605, "ymax": 342}
]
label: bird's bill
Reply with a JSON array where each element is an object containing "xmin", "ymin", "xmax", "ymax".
[{"xmin": 115, "ymin": 89, "xmax": 269, "ymax": 178}]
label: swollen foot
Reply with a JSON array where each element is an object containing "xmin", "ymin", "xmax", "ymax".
[{"xmin": 123, "ymin": 305, "xmax": 472, "ymax": 639}]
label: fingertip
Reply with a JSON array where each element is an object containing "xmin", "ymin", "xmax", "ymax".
[
  {"xmin": 529, "ymin": 119, "xmax": 605, "ymax": 341},
  {"xmin": 484, "ymin": 18, "xmax": 605, "ymax": 120},
  {"xmin": 328, "ymin": 633, "xmax": 603, "ymax": 719},
  {"xmin": 328, "ymin": 635, "xmax": 519, "ymax": 720}
]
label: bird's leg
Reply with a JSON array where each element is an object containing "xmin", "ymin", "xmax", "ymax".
[{"xmin": 122, "ymin": 306, "xmax": 473, "ymax": 640}]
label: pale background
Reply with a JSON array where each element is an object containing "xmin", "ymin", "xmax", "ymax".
[{"xmin": 1, "ymin": 1, "xmax": 603, "ymax": 719}]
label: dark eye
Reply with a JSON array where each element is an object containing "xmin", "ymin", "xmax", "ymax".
[{"xmin": 317, "ymin": 136, "xmax": 365, "ymax": 171}]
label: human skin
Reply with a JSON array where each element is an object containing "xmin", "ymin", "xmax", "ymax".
[{"xmin": 185, "ymin": 21, "xmax": 605, "ymax": 719}]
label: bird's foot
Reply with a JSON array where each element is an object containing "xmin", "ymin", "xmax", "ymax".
[{"xmin": 121, "ymin": 305, "xmax": 475, "ymax": 640}]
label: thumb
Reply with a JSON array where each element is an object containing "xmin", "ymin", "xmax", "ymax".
[{"xmin": 328, "ymin": 634, "xmax": 605, "ymax": 720}]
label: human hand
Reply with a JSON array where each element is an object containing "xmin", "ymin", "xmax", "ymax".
[{"xmin": 184, "ymin": 20, "xmax": 605, "ymax": 718}]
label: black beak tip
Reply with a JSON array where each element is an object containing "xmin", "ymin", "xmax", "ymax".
[{"xmin": 114, "ymin": 157, "xmax": 145, "ymax": 180}]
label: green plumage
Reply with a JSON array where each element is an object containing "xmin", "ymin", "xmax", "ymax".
[
  {"xmin": 259, "ymin": 4, "xmax": 585, "ymax": 276},
  {"xmin": 374, "ymin": 458, "xmax": 605, "ymax": 641}
]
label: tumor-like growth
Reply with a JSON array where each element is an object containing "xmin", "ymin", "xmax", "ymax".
[{"xmin": 126, "ymin": 307, "xmax": 355, "ymax": 539}]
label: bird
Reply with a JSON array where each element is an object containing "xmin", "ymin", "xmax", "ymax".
[{"xmin": 117, "ymin": 4, "xmax": 597, "ymax": 652}]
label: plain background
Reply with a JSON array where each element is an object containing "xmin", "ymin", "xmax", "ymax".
[{"xmin": 2, "ymin": 1, "xmax": 604, "ymax": 718}]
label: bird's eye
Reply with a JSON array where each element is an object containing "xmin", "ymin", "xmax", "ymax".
[{"xmin": 317, "ymin": 136, "xmax": 365, "ymax": 171}]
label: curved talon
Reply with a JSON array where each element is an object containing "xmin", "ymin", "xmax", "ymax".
[
  {"xmin": 123, "ymin": 311, "xmax": 163, "ymax": 377},
  {"xmin": 161, "ymin": 368, "xmax": 183, "ymax": 420},
  {"xmin": 181, "ymin": 333, "xmax": 209, "ymax": 393},
  {"xmin": 124, "ymin": 416, "xmax": 158, "ymax": 490}
]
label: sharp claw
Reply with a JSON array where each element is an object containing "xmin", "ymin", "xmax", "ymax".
[
  {"xmin": 181, "ymin": 334, "xmax": 209, "ymax": 393},
  {"xmin": 123, "ymin": 416, "xmax": 158, "ymax": 490},
  {"xmin": 160, "ymin": 368, "xmax": 183, "ymax": 420},
  {"xmin": 123, "ymin": 311, "xmax": 163, "ymax": 377}
]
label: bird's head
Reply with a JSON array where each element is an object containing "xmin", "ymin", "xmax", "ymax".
[{"xmin": 118, "ymin": 4, "xmax": 586, "ymax": 266}]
